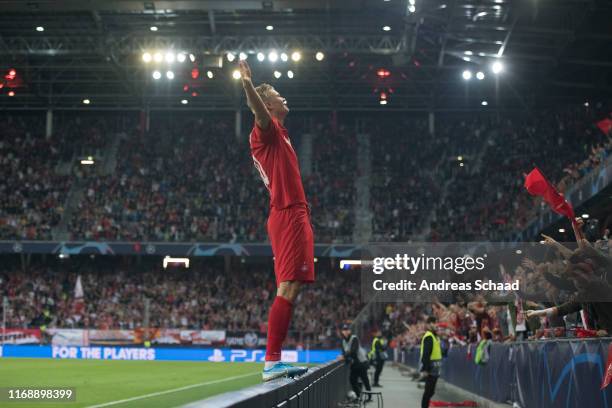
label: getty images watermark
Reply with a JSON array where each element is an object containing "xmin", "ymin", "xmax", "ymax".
[
  {"xmin": 371, "ymin": 253, "xmax": 518, "ymax": 292},
  {"xmin": 359, "ymin": 242, "xmax": 611, "ymax": 303}
]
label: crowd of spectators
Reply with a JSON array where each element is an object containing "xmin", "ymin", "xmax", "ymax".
[
  {"xmin": 428, "ymin": 103, "xmax": 612, "ymax": 241},
  {"xmin": 369, "ymin": 114, "xmax": 490, "ymax": 241},
  {"xmin": 390, "ymin": 220, "xmax": 612, "ymax": 351},
  {"xmin": 1, "ymin": 103, "xmax": 610, "ymax": 244},
  {"xmin": 68, "ymin": 113, "xmax": 356, "ymax": 243},
  {"xmin": 305, "ymin": 117, "xmax": 356, "ymax": 242},
  {"xmin": 0, "ymin": 115, "xmax": 71, "ymax": 240},
  {"xmin": 0, "ymin": 257, "xmax": 361, "ymax": 348}
]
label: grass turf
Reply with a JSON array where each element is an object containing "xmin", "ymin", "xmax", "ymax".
[{"xmin": 0, "ymin": 358, "xmax": 263, "ymax": 408}]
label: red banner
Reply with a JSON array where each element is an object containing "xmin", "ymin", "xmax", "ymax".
[{"xmin": 0, "ymin": 329, "xmax": 42, "ymax": 344}]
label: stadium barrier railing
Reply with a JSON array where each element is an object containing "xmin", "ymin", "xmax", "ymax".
[
  {"xmin": 181, "ymin": 359, "xmax": 350, "ymax": 408},
  {"xmin": 395, "ymin": 337, "xmax": 612, "ymax": 408}
]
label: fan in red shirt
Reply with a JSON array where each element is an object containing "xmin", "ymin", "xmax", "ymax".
[{"xmin": 238, "ymin": 60, "xmax": 314, "ymax": 381}]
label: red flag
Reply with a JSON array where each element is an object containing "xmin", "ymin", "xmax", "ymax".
[
  {"xmin": 597, "ymin": 118, "xmax": 612, "ymax": 136},
  {"xmin": 524, "ymin": 168, "xmax": 575, "ymax": 219},
  {"xmin": 601, "ymin": 343, "xmax": 612, "ymax": 389}
]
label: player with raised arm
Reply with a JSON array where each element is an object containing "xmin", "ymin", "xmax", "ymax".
[{"xmin": 238, "ymin": 60, "xmax": 315, "ymax": 381}]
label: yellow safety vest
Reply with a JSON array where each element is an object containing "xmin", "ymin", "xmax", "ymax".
[
  {"xmin": 369, "ymin": 336, "xmax": 384, "ymax": 359},
  {"xmin": 420, "ymin": 330, "xmax": 442, "ymax": 361}
]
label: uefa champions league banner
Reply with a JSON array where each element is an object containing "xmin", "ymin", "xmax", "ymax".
[
  {"xmin": 0, "ymin": 241, "xmax": 362, "ymax": 257},
  {"xmin": 397, "ymin": 339, "xmax": 612, "ymax": 408},
  {"xmin": 0, "ymin": 345, "xmax": 340, "ymax": 364},
  {"xmin": 513, "ymin": 339, "xmax": 612, "ymax": 408}
]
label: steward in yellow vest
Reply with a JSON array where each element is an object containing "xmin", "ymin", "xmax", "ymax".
[
  {"xmin": 420, "ymin": 316, "xmax": 442, "ymax": 408},
  {"xmin": 369, "ymin": 329, "xmax": 387, "ymax": 387}
]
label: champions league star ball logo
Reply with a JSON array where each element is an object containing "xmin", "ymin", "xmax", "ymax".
[{"xmin": 244, "ymin": 332, "xmax": 259, "ymax": 348}]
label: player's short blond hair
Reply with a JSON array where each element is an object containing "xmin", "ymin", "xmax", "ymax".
[{"xmin": 254, "ymin": 83, "xmax": 276, "ymax": 101}]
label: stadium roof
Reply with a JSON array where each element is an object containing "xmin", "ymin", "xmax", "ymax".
[{"xmin": 0, "ymin": 0, "xmax": 610, "ymax": 111}]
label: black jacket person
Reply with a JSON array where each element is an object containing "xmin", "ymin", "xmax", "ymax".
[{"xmin": 341, "ymin": 323, "xmax": 372, "ymax": 400}]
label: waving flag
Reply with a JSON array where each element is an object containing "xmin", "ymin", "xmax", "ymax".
[
  {"xmin": 596, "ymin": 118, "xmax": 612, "ymax": 135},
  {"xmin": 524, "ymin": 167, "xmax": 574, "ymax": 220}
]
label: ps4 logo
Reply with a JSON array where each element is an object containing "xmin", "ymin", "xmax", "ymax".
[{"xmin": 206, "ymin": 349, "xmax": 297, "ymax": 363}]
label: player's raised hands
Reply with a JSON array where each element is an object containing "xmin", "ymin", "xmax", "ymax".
[{"xmin": 239, "ymin": 60, "xmax": 252, "ymax": 82}]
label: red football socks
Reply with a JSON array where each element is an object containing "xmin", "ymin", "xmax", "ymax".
[{"xmin": 265, "ymin": 296, "xmax": 293, "ymax": 361}]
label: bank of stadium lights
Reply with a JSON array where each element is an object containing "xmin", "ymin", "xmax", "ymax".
[
  {"xmin": 150, "ymin": 26, "xmax": 158, "ymax": 32},
  {"xmin": 266, "ymin": 25, "xmax": 274, "ymax": 31},
  {"xmin": 407, "ymin": 0, "xmax": 416, "ymax": 12},
  {"xmin": 143, "ymin": 51, "xmax": 191, "ymax": 64},
  {"xmin": 462, "ymin": 70, "xmax": 472, "ymax": 80},
  {"xmin": 232, "ymin": 70, "xmax": 241, "ymax": 80},
  {"xmin": 226, "ymin": 52, "xmax": 236, "ymax": 62},
  {"xmin": 166, "ymin": 70, "xmax": 174, "ymax": 80},
  {"xmin": 82, "ymin": 99, "xmax": 91, "ymax": 105},
  {"xmin": 280, "ymin": 53, "xmax": 288, "ymax": 62},
  {"xmin": 274, "ymin": 71, "xmax": 282, "ymax": 79},
  {"xmin": 464, "ymin": 51, "xmax": 473, "ymax": 56},
  {"xmin": 291, "ymin": 51, "xmax": 301, "ymax": 62},
  {"xmin": 476, "ymin": 71, "xmax": 485, "ymax": 80},
  {"xmin": 481, "ymin": 101, "xmax": 488, "ymax": 106},
  {"xmin": 491, "ymin": 61, "xmax": 503, "ymax": 74},
  {"xmin": 181, "ymin": 99, "xmax": 188, "ymax": 105},
  {"xmin": 207, "ymin": 70, "xmax": 214, "ymax": 79},
  {"xmin": 382, "ymin": 26, "xmax": 391, "ymax": 31},
  {"xmin": 239, "ymin": 52, "xmax": 248, "ymax": 61},
  {"xmin": 268, "ymin": 51, "xmax": 279, "ymax": 62},
  {"xmin": 36, "ymin": 26, "xmax": 44, "ymax": 32},
  {"xmin": 164, "ymin": 52, "xmax": 175, "ymax": 63},
  {"xmin": 287, "ymin": 70, "xmax": 294, "ymax": 79},
  {"xmin": 257, "ymin": 52, "xmax": 265, "ymax": 62},
  {"xmin": 152, "ymin": 70, "xmax": 161, "ymax": 80},
  {"xmin": 315, "ymin": 51, "xmax": 325, "ymax": 61}
]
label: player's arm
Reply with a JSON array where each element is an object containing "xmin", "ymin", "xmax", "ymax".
[{"xmin": 239, "ymin": 60, "xmax": 271, "ymax": 130}]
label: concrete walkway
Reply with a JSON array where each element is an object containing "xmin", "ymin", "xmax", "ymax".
[{"xmin": 366, "ymin": 364, "xmax": 474, "ymax": 408}]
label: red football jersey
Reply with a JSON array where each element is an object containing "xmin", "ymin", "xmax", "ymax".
[{"xmin": 249, "ymin": 117, "xmax": 308, "ymax": 209}]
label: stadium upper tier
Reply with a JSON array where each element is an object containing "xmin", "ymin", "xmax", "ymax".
[{"xmin": 0, "ymin": 103, "xmax": 610, "ymax": 243}]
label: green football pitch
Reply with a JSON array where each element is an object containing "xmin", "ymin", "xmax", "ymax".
[{"xmin": 0, "ymin": 358, "xmax": 264, "ymax": 408}]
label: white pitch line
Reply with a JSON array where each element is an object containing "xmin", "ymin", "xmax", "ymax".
[{"xmin": 85, "ymin": 371, "xmax": 260, "ymax": 408}]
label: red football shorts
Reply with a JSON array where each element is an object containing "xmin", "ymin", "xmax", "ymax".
[{"xmin": 267, "ymin": 205, "xmax": 315, "ymax": 286}]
